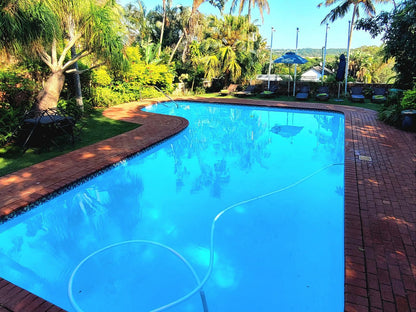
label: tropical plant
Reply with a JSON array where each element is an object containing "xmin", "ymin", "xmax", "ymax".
[
  {"xmin": 181, "ymin": 0, "xmax": 224, "ymax": 62},
  {"xmin": 356, "ymin": 1, "xmax": 416, "ymax": 88},
  {"xmin": 0, "ymin": 0, "xmax": 127, "ymax": 111},
  {"xmin": 0, "ymin": 68, "xmax": 38, "ymax": 146},
  {"xmin": 229, "ymin": 0, "xmax": 270, "ymax": 23},
  {"xmin": 318, "ymin": 0, "xmax": 393, "ymax": 82},
  {"xmin": 347, "ymin": 46, "xmax": 395, "ymax": 83},
  {"xmin": 378, "ymin": 89, "xmax": 404, "ymax": 126},
  {"xmin": 198, "ymin": 15, "xmax": 265, "ymax": 86},
  {"xmin": 123, "ymin": 1, "xmax": 151, "ymax": 46},
  {"xmin": 401, "ymin": 85, "xmax": 416, "ymax": 110}
]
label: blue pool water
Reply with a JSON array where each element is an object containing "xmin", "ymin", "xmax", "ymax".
[{"xmin": 0, "ymin": 102, "xmax": 344, "ymax": 311}]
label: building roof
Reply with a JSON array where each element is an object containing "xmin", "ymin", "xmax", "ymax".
[{"xmin": 310, "ymin": 66, "xmax": 333, "ymax": 76}]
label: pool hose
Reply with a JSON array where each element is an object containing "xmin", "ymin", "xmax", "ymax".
[{"xmin": 68, "ymin": 163, "xmax": 343, "ymax": 312}]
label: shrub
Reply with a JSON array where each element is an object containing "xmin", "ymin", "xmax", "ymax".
[
  {"xmin": 139, "ymin": 86, "xmax": 164, "ymax": 99},
  {"xmin": 378, "ymin": 89, "xmax": 404, "ymax": 126},
  {"xmin": 57, "ymin": 98, "xmax": 84, "ymax": 120},
  {"xmin": 0, "ymin": 69, "xmax": 38, "ymax": 146},
  {"xmin": 0, "ymin": 102, "xmax": 26, "ymax": 146},
  {"xmin": 401, "ymin": 86, "xmax": 416, "ymax": 110},
  {"xmin": 92, "ymin": 67, "xmax": 112, "ymax": 87},
  {"xmin": 92, "ymin": 87, "xmax": 125, "ymax": 107},
  {"xmin": 124, "ymin": 46, "xmax": 175, "ymax": 93},
  {"xmin": 194, "ymin": 87, "xmax": 206, "ymax": 95},
  {"xmin": 0, "ymin": 70, "xmax": 37, "ymax": 109}
]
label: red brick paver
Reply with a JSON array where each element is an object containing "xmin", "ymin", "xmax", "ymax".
[{"xmin": 0, "ymin": 97, "xmax": 415, "ymax": 311}]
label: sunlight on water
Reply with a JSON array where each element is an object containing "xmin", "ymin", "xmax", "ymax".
[{"xmin": 0, "ymin": 102, "xmax": 344, "ymax": 311}]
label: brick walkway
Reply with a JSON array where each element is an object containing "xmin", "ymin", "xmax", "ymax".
[{"xmin": 0, "ymin": 97, "xmax": 415, "ymax": 311}]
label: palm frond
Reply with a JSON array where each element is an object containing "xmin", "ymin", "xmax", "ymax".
[{"xmin": 321, "ymin": 0, "xmax": 351, "ymax": 24}]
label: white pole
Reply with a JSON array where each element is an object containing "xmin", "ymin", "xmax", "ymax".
[
  {"xmin": 267, "ymin": 27, "xmax": 275, "ymax": 90},
  {"xmin": 321, "ymin": 23, "xmax": 329, "ymax": 83},
  {"xmin": 293, "ymin": 27, "xmax": 299, "ymax": 96},
  {"xmin": 345, "ymin": 20, "xmax": 351, "ymax": 96}
]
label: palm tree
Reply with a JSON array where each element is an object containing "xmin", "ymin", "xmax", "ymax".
[
  {"xmin": 319, "ymin": 0, "xmax": 392, "ymax": 91},
  {"xmin": 1, "ymin": 0, "xmax": 126, "ymax": 111},
  {"xmin": 200, "ymin": 15, "xmax": 262, "ymax": 85},
  {"xmin": 124, "ymin": 1, "xmax": 150, "ymax": 46},
  {"xmin": 0, "ymin": 0, "xmax": 58, "ymax": 55},
  {"xmin": 229, "ymin": 0, "xmax": 270, "ymax": 23},
  {"xmin": 158, "ymin": 0, "xmax": 167, "ymax": 57},
  {"xmin": 181, "ymin": 0, "xmax": 224, "ymax": 62}
]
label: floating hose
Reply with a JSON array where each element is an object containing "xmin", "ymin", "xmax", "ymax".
[{"xmin": 68, "ymin": 163, "xmax": 343, "ymax": 312}]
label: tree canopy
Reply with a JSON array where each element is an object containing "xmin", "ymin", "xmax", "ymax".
[
  {"xmin": 1, "ymin": 0, "xmax": 128, "ymax": 110},
  {"xmin": 356, "ymin": 0, "xmax": 416, "ymax": 88}
]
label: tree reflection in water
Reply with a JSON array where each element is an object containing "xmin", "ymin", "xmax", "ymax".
[{"xmin": 0, "ymin": 102, "xmax": 345, "ymax": 312}]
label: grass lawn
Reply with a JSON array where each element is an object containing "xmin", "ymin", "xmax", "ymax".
[{"xmin": 0, "ymin": 109, "xmax": 140, "ymax": 177}]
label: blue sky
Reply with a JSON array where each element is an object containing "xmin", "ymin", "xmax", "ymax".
[{"xmin": 118, "ymin": 0, "xmax": 394, "ymax": 50}]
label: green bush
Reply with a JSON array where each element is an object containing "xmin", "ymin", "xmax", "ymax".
[
  {"xmin": 401, "ymin": 86, "xmax": 416, "ymax": 110},
  {"xmin": 378, "ymin": 89, "xmax": 404, "ymax": 126},
  {"xmin": 0, "ymin": 102, "xmax": 26, "ymax": 146},
  {"xmin": 139, "ymin": 86, "xmax": 164, "ymax": 99},
  {"xmin": 0, "ymin": 69, "xmax": 38, "ymax": 146},
  {"xmin": 88, "ymin": 47, "xmax": 175, "ymax": 107},
  {"xmin": 124, "ymin": 46, "xmax": 175, "ymax": 93},
  {"xmin": 0, "ymin": 70, "xmax": 37, "ymax": 109},
  {"xmin": 194, "ymin": 87, "xmax": 206, "ymax": 95},
  {"xmin": 92, "ymin": 87, "xmax": 125, "ymax": 107},
  {"xmin": 57, "ymin": 98, "xmax": 84, "ymax": 120},
  {"xmin": 92, "ymin": 67, "xmax": 112, "ymax": 87}
]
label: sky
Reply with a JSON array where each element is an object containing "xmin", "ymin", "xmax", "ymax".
[{"xmin": 118, "ymin": 0, "xmax": 395, "ymax": 50}]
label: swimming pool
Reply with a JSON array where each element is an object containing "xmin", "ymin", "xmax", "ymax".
[{"xmin": 0, "ymin": 101, "xmax": 344, "ymax": 311}]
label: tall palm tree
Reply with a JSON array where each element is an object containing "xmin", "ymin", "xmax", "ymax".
[
  {"xmin": 124, "ymin": 1, "xmax": 150, "ymax": 46},
  {"xmin": 158, "ymin": 0, "xmax": 166, "ymax": 57},
  {"xmin": 319, "ymin": 0, "xmax": 392, "ymax": 91},
  {"xmin": 181, "ymin": 0, "xmax": 224, "ymax": 62},
  {"xmin": 229, "ymin": 0, "xmax": 270, "ymax": 23}
]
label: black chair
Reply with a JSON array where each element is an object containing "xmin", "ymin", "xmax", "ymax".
[
  {"xmin": 372, "ymin": 87, "xmax": 387, "ymax": 103},
  {"xmin": 260, "ymin": 84, "xmax": 279, "ymax": 98},
  {"xmin": 20, "ymin": 107, "xmax": 76, "ymax": 151},
  {"xmin": 316, "ymin": 86, "xmax": 330, "ymax": 101},
  {"xmin": 219, "ymin": 84, "xmax": 238, "ymax": 96},
  {"xmin": 350, "ymin": 86, "xmax": 365, "ymax": 102},
  {"xmin": 296, "ymin": 85, "xmax": 310, "ymax": 100},
  {"xmin": 234, "ymin": 85, "xmax": 257, "ymax": 97}
]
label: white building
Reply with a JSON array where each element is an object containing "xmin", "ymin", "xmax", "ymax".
[
  {"xmin": 300, "ymin": 66, "xmax": 333, "ymax": 82},
  {"xmin": 256, "ymin": 74, "xmax": 282, "ymax": 82}
]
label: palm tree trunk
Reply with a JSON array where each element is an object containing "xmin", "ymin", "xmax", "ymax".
[
  {"xmin": 35, "ymin": 70, "xmax": 66, "ymax": 111},
  {"xmin": 158, "ymin": 0, "xmax": 166, "ymax": 57},
  {"xmin": 70, "ymin": 45, "xmax": 84, "ymax": 111},
  {"xmin": 183, "ymin": 0, "xmax": 204, "ymax": 62},
  {"xmin": 247, "ymin": 2, "xmax": 251, "ymax": 24},
  {"xmin": 169, "ymin": 33, "xmax": 184, "ymax": 64},
  {"xmin": 344, "ymin": 4, "xmax": 357, "ymax": 95},
  {"xmin": 67, "ymin": 14, "xmax": 83, "ymax": 110}
]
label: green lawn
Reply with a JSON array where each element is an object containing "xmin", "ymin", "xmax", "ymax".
[{"xmin": 0, "ymin": 109, "xmax": 139, "ymax": 177}]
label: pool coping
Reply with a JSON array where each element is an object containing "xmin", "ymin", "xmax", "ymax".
[{"xmin": 1, "ymin": 97, "xmax": 415, "ymax": 311}]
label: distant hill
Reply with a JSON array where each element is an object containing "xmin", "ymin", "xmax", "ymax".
[{"xmin": 273, "ymin": 48, "xmax": 347, "ymax": 58}]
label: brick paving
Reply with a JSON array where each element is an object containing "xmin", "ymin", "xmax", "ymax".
[{"xmin": 0, "ymin": 97, "xmax": 415, "ymax": 311}]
